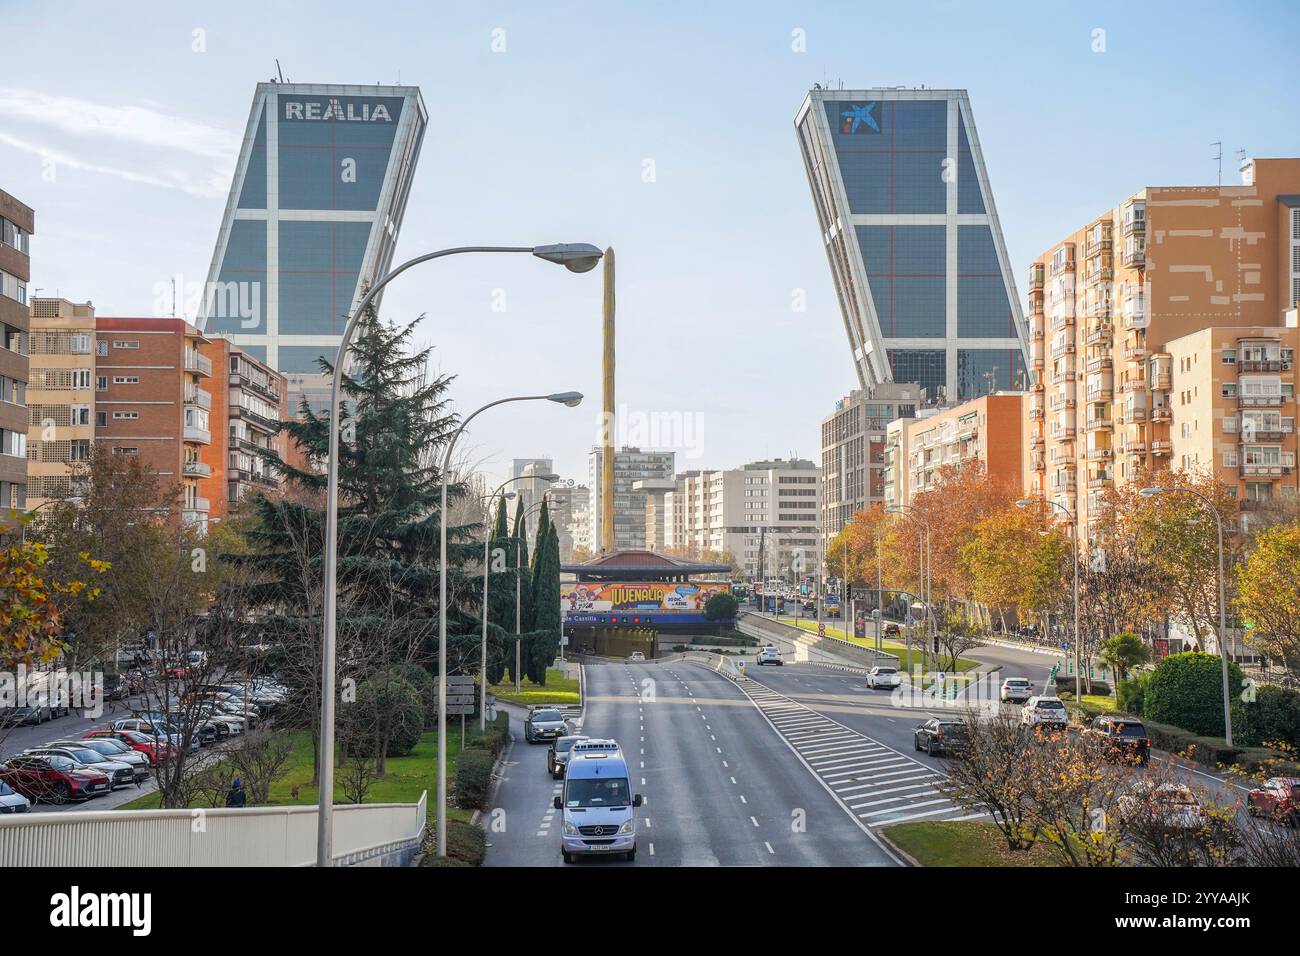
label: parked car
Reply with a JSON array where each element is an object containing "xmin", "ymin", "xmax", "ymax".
[
  {"xmin": 1117, "ymin": 782, "xmax": 1207, "ymax": 830},
  {"xmin": 1085, "ymin": 715, "xmax": 1151, "ymax": 765},
  {"xmin": 548, "ymin": 735, "xmax": 589, "ymax": 778},
  {"xmin": 626, "ymin": 652, "xmax": 645, "ymax": 663},
  {"xmin": 999, "ymin": 677, "xmax": 1034, "ymax": 704},
  {"xmin": 866, "ymin": 666, "xmax": 901, "ymax": 689},
  {"xmin": 111, "ymin": 717, "xmax": 183, "ymax": 750},
  {"xmin": 913, "ymin": 718, "xmax": 969, "ymax": 757},
  {"xmin": 524, "ymin": 707, "xmax": 573, "ymax": 744},
  {"xmin": 84, "ymin": 728, "xmax": 172, "ymax": 766},
  {"xmin": 756, "ymin": 646, "xmax": 783, "ymax": 666},
  {"xmin": 883, "ymin": 622, "xmax": 901, "ymax": 637},
  {"xmin": 46, "ymin": 738, "xmax": 150, "ymax": 783},
  {"xmin": 0, "ymin": 754, "xmax": 111, "ymax": 803},
  {"xmin": 1021, "ymin": 696, "xmax": 1068, "ymax": 729},
  {"xmin": 24, "ymin": 745, "xmax": 138, "ymax": 790},
  {"xmin": 1247, "ymin": 777, "xmax": 1300, "ymax": 824},
  {"xmin": 0, "ymin": 779, "xmax": 31, "ymax": 813}
]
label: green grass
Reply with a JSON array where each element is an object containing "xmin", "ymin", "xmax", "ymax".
[
  {"xmin": 782, "ymin": 618, "xmax": 979, "ymax": 674},
  {"xmin": 487, "ymin": 668, "xmax": 580, "ymax": 707},
  {"xmin": 884, "ymin": 821, "xmax": 1060, "ymax": 867},
  {"xmin": 117, "ymin": 727, "xmax": 477, "ymax": 823}
]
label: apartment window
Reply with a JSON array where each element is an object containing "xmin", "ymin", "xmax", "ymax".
[
  {"xmin": 1222, "ymin": 382, "xmax": 1237, "ymax": 398},
  {"xmin": 1221, "ymin": 350, "xmax": 1235, "ymax": 365},
  {"xmin": 96, "ymin": 341, "xmax": 108, "ymax": 357},
  {"xmin": 1223, "ymin": 450, "xmax": 1239, "ymax": 468},
  {"xmin": 112, "ymin": 446, "xmax": 139, "ymax": 455},
  {"xmin": 95, "ymin": 411, "xmax": 107, "ymax": 427},
  {"xmin": 1243, "ymin": 445, "xmax": 1282, "ymax": 466},
  {"xmin": 70, "ymin": 405, "xmax": 91, "ymax": 426},
  {"xmin": 112, "ymin": 411, "xmax": 139, "ymax": 420},
  {"xmin": 96, "ymin": 376, "xmax": 107, "ymax": 391},
  {"xmin": 112, "ymin": 340, "xmax": 140, "ymax": 349},
  {"xmin": 112, "ymin": 375, "xmax": 140, "ymax": 385},
  {"xmin": 71, "ymin": 369, "xmax": 92, "ymax": 389},
  {"xmin": 70, "ymin": 332, "xmax": 92, "ymax": 354},
  {"xmin": 70, "ymin": 439, "xmax": 92, "ymax": 461}
]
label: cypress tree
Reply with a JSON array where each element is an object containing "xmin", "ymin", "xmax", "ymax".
[
  {"xmin": 507, "ymin": 496, "xmax": 535, "ymax": 681},
  {"xmin": 530, "ymin": 522, "xmax": 562, "ymax": 684}
]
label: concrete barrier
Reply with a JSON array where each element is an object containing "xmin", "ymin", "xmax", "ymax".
[{"xmin": 736, "ymin": 612, "xmax": 898, "ymax": 669}]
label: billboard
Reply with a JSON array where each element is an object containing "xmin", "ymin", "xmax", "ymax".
[{"xmin": 562, "ymin": 582, "xmax": 732, "ymax": 626}]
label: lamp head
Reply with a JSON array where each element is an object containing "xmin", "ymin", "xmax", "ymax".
[
  {"xmin": 532, "ymin": 243, "xmax": 603, "ymax": 273},
  {"xmin": 1139, "ymin": 486, "xmax": 1167, "ymax": 498},
  {"xmin": 546, "ymin": 391, "xmax": 584, "ymax": 408},
  {"xmin": 1015, "ymin": 499, "xmax": 1034, "ymax": 509},
  {"xmin": 533, "ymin": 472, "xmax": 561, "ymax": 483}
]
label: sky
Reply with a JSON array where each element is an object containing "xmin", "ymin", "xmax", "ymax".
[{"xmin": 3, "ymin": 0, "xmax": 1298, "ymax": 490}]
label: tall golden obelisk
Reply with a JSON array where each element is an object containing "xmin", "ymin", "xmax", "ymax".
[{"xmin": 600, "ymin": 246, "xmax": 615, "ymax": 554}]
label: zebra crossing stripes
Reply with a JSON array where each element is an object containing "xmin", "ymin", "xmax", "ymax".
[{"xmin": 739, "ymin": 681, "xmax": 982, "ymax": 829}]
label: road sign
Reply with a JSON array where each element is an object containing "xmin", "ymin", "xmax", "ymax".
[
  {"xmin": 818, "ymin": 623, "xmax": 826, "ymax": 636},
  {"xmin": 446, "ymin": 694, "xmax": 476, "ymax": 706},
  {"xmin": 446, "ymin": 705, "xmax": 475, "ymax": 717},
  {"xmin": 443, "ymin": 676, "xmax": 475, "ymax": 688}
]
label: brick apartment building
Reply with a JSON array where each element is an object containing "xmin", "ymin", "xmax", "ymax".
[
  {"xmin": 1024, "ymin": 157, "xmax": 1300, "ymax": 536},
  {"xmin": 95, "ymin": 317, "xmax": 215, "ymax": 531},
  {"xmin": 0, "ymin": 188, "xmax": 32, "ymax": 520}
]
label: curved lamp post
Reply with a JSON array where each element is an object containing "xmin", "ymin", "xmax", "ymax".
[
  {"xmin": 1138, "ymin": 485, "xmax": 1233, "ymax": 746},
  {"xmin": 437, "ymin": 393, "xmax": 581, "ymax": 857},
  {"xmin": 481, "ymin": 471, "xmax": 559, "ymax": 731},
  {"xmin": 1017, "ymin": 497, "xmax": 1080, "ymax": 698},
  {"xmin": 887, "ymin": 504, "xmax": 932, "ymax": 671},
  {"xmin": 317, "ymin": 242, "xmax": 601, "ymax": 867}
]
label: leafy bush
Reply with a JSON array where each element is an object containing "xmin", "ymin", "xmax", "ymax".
[
  {"xmin": 1116, "ymin": 673, "xmax": 1149, "ymax": 715},
  {"xmin": 1236, "ymin": 685, "xmax": 1300, "ymax": 749},
  {"xmin": 346, "ymin": 676, "xmax": 426, "ymax": 758},
  {"xmin": 1142, "ymin": 652, "xmax": 1243, "ymax": 737},
  {"xmin": 383, "ymin": 663, "xmax": 437, "ymax": 729},
  {"xmin": 454, "ymin": 749, "xmax": 495, "ymax": 810},
  {"xmin": 704, "ymin": 592, "xmax": 739, "ymax": 622},
  {"xmin": 1141, "ymin": 719, "xmax": 1241, "ymax": 767},
  {"xmin": 468, "ymin": 712, "xmax": 510, "ymax": 757}
]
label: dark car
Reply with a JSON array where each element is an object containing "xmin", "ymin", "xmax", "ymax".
[
  {"xmin": 0, "ymin": 754, "xmax": 111, "ymax": 803},
  {"xmin": 913, "ymin": 718, "xmax": 969, "ymax": 757},
  {"xmin": 1085, "ymin": 715, "xmax": 1151, "ymax": 765},
  {"xmin": 1247, "ymin": 777, "xmax": 1300, "ymax": 824},
  {"xmin": 84, "ymin": 728, "xmax": 171, "ymax": 766},
  {"xmin": 524, "ymin": 707, "xmax": 573, "ymax": 744},
  {"xmin": 548, "ymin": 735, "xmax": 588, "ymax": 778}
]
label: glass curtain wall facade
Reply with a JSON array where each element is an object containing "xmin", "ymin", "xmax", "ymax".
[
  {"xmin": 200, "ymin": 83, "xmax": 426, "ymax": 413},
  {"xmin": 796, "ymin": 88, "xmax": 1027, "ymax": 402}
]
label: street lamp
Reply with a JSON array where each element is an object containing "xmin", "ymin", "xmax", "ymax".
[
  {"xmin": 437, "ymin": 394, "xmax": 581, "ymax": 857},
  {"xmin": 1018, "ymin": 497, "xmax": 1080, "ymax": 699},
  {"xmin": 481, "ymin": 472, "xmax": 559, "ymax": 731},
  {"xmin": 315, "ymin": 243, "xmax": 601, "ymax": 868},
  {"xmin": 1138, "ymin": 485, "xmax": 1233, "ymax": 746},
  {"xmin": 887, "ymin": 505, "xmax": 932, "ymax": 672}
]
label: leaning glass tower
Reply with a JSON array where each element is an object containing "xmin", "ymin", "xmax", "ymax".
[
  {"xmin": 796, "ymin": 88, "xmax": 1027, "ymax": 402},
  {"xmin": 200, "ymin": 82, "xmax": 427, "ymax": 413}
]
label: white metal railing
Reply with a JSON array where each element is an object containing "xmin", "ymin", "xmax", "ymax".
[{"xmin": 0, "ymin": 792, "xmax": 426, "ymax": 867}]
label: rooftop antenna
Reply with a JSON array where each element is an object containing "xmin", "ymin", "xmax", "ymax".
[
  {"xmin": 1211, "ymin": 140, "xmax": 1223, "ymax": 187},
  {"xmin": 171, "ymin": 277, "xmax": 177, "ymax": 318},
  {"xmin": 275, "ymin": 59, "xmax": 286, "ymax": 84}
]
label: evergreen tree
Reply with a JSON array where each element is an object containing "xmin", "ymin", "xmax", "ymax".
[
  {"xmin": 507, "ymin": 496, "xmax": 535, "ymax": 682},
  {"xmin": 492, "ymin": 497, "xmax": 508, "ymax": 540},
  {"xmin": 530, "ymin": 523, "xmax": 562, "ymax": 684},
  {"xmin": 530, "ymin": 496, "xmax": 551, "ymax": 577}
]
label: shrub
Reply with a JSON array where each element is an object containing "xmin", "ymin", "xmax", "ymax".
[
  {"xmin": 704, "ymin": 592, "xmax": 739, "ymax": 622},
  {"xmin": 1142, "ymin": 652, "xmax": 1243, "ymax": 737},
  {"xmin": 443, "ymin": 819, "xmax": 487, "ymax": 864},
  {"xmin": 1141, "ymin": 719, "xmax": 1241, "ymax": 767},
  {"xmin": 346, "ymin": 676, "xmax": 426, "ymax": 758},
  {"xmin": 383, "ymin": 663, "xmax": 437, "ymax": 729},
  {"xmin": 1236, "ymin": 685, "xmax": 1300, "ymax": 749},
  {"xmin": 454, "ymin": 749, "xmax": 495, "ymax": 810},
  {"xmin": 1116, "ymin": 673, "xmax": 1149, "ymax": 716}
]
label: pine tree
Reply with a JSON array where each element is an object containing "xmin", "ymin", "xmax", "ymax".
[{"xmin": 493, "ymin": 497, "xmax": 508, "ymax": 540}]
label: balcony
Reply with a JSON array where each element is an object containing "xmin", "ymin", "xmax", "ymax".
[
  {"xmin": 1085, "ymin": 354, "xmax": 1113, "ymax": 372},
  {"xmin": 1121, "ymin": 246, "xmax": 1146, "ymax": 268},
  {"xmin": 1085, "ymin": 232, "xmax": 1113, "ymax": 258},
  {"xmin": 1084, "ymin": 261, "xmax": 1113, "ymax": 286},
  {"xmin": 1152, "ymin": 440, "xmax": 1172, "ymax": 456},
  {"xmin": 1241, "ymin": 429, "xmax": 1287, "ymax": 442},
  {"xmin": 1088, "ymin": 475, "xmax": 1114, "ymax": 489},
  {"xmin": 182, "ymin": 460, "xmax": 211, "ymax": 478},
  {"xmin": 1122, "ymin": 214, "xmax": 1146, "ymax": 237},
  {"xmin": 1029, "ymin": 404, "xmax": 1044, "ymax": 421},
  {"xmin": 1050, "ymin": 254, "xmax": 1077, "ymax": 277},
  {"xmin": 1241, "ymin": 463, "xmax": 1292, "ymax": 478},
  {"xmin": 1124, "ymin": 442, "xmax": 1147, "ymax": 456},
  {"xmin": 1151, "ymin": 406, "xmax": 1172, "ymax": 422},
  {"xmin": 1239, "ymin": 394, "xmax": 1285, "ymax": 407},
  {"xmin": 183, "ymin": 425, "xmax": 211, "ymax": 445},
  {"xmin": 1122, "ymin": 296, "xmax": 1148, "ymax": 329},
  {"xmin": 233, "ymin": 404, "xmax": 280, "ymax": 433},
  {"xmin": 184, "ymin": 386, "xmax": 212, "ymax": 411},
  {"xmin": 1052, "ymin": 479, "xmax": 1078, "ymax": 492},
  {"xmin": 1085, "ymin": 416, "xmax": 1113, "ymax": 431},
  {"xmin": 1085, "ymin": 326, "xmax": 1113, "ymax": 347},
  {"xmin": 1117, "ymin": 407, "xmax": 1148, "ymax": 424},
  {"xmin": 1239, "ymin": 359, "xmax": 1289, "ymax": 373},
  {"xmin": 1087, "ymin": 447, "xmax": 1113, "ymax": 460},
  {"xmin": 1124, "ymin": 344, "xmax": 1147, "ymax": 362},
  {"xmin": 1031, "ymin": 326, "xmax": 1045, "ymax": 342},
  {"xmin": 184, "ymin": 352, "xmax": 213, "ymax": 377},
  {"xmin": 1051, "ymin": 342, "xmax": 1076, "ymax": 359},
  {"xmin": 1029, "ymin": 264, "xmax": 1045, "ymax": 291},
  {"xmin": 1152, "ymin": 372, "xmax": 1171, "ymax": 390}
]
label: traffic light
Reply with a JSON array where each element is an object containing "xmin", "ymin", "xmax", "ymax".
[{"xmin": 932, "ymin": 633, "xmax": 940, "ymax": 654}]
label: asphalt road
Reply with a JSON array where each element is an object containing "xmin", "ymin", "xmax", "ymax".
[{"xmin": 485, "ymin": 658, "xmax": 902, "ymax": 867}]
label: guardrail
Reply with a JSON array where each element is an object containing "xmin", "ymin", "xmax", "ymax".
[
  {"xmin": 737, "ymin": 612, "xmax": 898, "ymax": 668},
  {"xmin": 0, "ymin": 791, "xmax": 427, "ymax": 867}
]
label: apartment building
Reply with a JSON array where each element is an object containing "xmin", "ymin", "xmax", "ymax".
[
  {"xmin": 95, "ymin": 317, "xmax": 215, "ymax": 531},
  {"xmin": 889, "ymin": 392, "xmax": 1025, "ymax": 506},
  {"xmin": 820, "ymin": 383, "xmax": 923, "ymax": 554},
  {"xmin": 661, "ymin": 459, "xmax": 822, "ymax": 580},
  {"xmin": 1163, "ymin": 321, "xmax": 1299, "ymax": 512},
  {"xmin": 25, "ymin": 299, "xmax": 96, "ymax": 508},
  {"xmin": 548, "ymin": 482, "xmax": 590, "ymax": 561},
  {"xmin": 587, "ymin": 446, "xmax": 675, "ymax": 552},
  {"xmin": 0, "ymin": 190, "xmax": 32, "ymax": 519},
  {"xmin": 1024, "ymin": 157, "xmax": 1300, "ymax": 534},
  {"xmin": 200, "ymin": 337, "xmax": 288, "ymax": 519}
]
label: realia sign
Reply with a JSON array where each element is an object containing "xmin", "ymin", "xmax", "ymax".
[{"xmin": 282, "ymin": 98, "xmax": 393, "ymax": 122}]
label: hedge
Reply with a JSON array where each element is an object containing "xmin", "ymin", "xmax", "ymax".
[
  {"xmin": 420, "ymin": 821, "xmax": 487, "ymax": 866},
  {"xmin": 1140, "ymin": 718, "xmax": 1242, "ymax": 768},
  {"xmin": 454, "ymin": 749, "xmax": 496, "ymax": 810},
  {"xmin": 1143, "ymin": 652, "xmax": 1244, "ymax": 737},
  {"xmin": 1235, "ymin": 684, "xmax": 1300, "ymax": 749}
]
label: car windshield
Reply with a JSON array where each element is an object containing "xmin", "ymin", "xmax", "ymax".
[
  {"xmin": 566, "ymin": 776, "xmax": 631, "ymax": 808},
  {"xmin": 1037, "ymin": 700, "xmax": 1065, "ymax": 709},
  {"xmin": 47, "ymin": 756, "xmax": 75, "ymax": 771},
  {"xmin": 0, "ymin": 781, "xmax": 14, "ymax": 795},
  {"xmin": 532, "ymin": 710, "xmax": 562, "ymax": 722},
  {"xmin": 555, "ymin": 739, "xmax": 580, "ymax": 753},
  {"xmin": 1007, "ymin": 680, "xmax": 1029, "ymax": 686},
  {"xmin": 876, "ymin": 668, "xmax": 896, "ymax": 675},
  {"xmin": 1117, "ymin": 723, "xmax": 1147, "ymax": 738}
]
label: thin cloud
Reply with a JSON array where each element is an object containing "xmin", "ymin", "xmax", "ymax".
[{"xmin": 0, "ymin": 87, "xmax": 237, "ymax": 161}]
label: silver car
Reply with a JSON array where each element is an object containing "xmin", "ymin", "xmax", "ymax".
[
  {"xmin": 48, "ymin": 739, "xmax": 150, "ymax": 784},
  {"xmin": 524, "ymin": 707, "xmax": 573, "ymax": 744},
  {"xmin": 26, "ymin": 746, "xmax": 138, "ymax": 790}
]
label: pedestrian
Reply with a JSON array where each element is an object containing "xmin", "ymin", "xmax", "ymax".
[{"xmin": 225, "ymin": 777, "xmax": 246, "ymax": 808}]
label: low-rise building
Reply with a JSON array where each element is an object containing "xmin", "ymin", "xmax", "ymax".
[{"xmin": 889, "ymin": 392, "xmax": 1025, "ymax": 505}]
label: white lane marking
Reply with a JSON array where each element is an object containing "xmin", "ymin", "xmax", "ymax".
[
  {"xmin": 649, "ymin": 843, "xmax": 655, "ymax": 856},
  {"xmin": 750, "ymin": 816, "xmax": 759, "ymax": 827},
  {"xmin": 739, "ymin": 794, "xmax": 747, "ymax": 804},
  {"xmin": 722, "ymin": 760, "xmax": 728, "ymax": 768},
  {"xmin": 868, "ymin": 804, "xmax": 964, "ymax": 825},
  {"xmin": 645, "ymin": 819, "xmax": 652, "ymax": 828},
  {"xmin": 765, "ymin": 841, "xmax": 775, "ymax": 854},
  {"xmin": 730, "ymin": 776, "xmax": 737, "ymax": 784},
  {"xmin": 858, "ymin": 798, "xmax": 951, "ymax": 819}
]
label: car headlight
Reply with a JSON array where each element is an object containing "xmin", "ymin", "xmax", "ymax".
[
  {"xmin": 620, "ymin": 820, "xmax": 632, "ymax": 834},
  {"xmin": 564, "ymin": 822, "xmax": 578, "ymax": 835}
]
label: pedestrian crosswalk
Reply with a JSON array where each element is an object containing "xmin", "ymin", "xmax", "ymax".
[{"xmin": 739, "ymin": 681, "xmax": 985, "ymax": 829}]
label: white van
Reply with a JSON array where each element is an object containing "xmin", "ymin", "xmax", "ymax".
[{"xmin": 554, "ymin": 749, "xmax": 642, "ymax": 863}]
